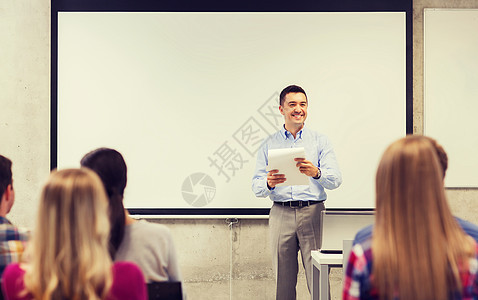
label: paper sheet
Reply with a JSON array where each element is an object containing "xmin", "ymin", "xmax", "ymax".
[{"xmin": 267, "ymin": 147, "xmax": 310, "ymax": 186}]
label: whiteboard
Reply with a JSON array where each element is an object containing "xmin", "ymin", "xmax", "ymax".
[
  {"xmin": 320, "ymin": 210, "xmax": 374, "ymax": 252},
  {"xmin": 55, "ymin": 12, "xmax": 407, "ymax": 211},
  {"xmin": 424, "ymin": 9, "xmax": 478, "ymax": 188}
]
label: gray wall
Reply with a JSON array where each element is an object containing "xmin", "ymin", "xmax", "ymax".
[{"xmin": 2, "ymin": 0, "xmax": 478, "ymax": 299}]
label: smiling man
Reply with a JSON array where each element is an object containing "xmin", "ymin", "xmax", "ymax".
[{"xmin": 252, "ymin": 85, "xmax": 342, "ymax": 300}]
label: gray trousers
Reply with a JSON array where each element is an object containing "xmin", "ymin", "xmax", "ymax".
[{"xmin": 269, "ymin": 201, "xmax": 325, "ymax": 300}]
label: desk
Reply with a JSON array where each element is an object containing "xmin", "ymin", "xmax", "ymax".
[{"xmin": 311, "ymin": 250, "xmax": 343, "ymax": 300}]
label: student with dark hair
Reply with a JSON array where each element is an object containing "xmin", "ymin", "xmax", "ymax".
[
  {"xmin": 0, "ymin": 155, "xmax": 29, "ymax": 277},
  {"xmin": 80, "ymin": 148, "xmax": 127, "ymax": 258},
  {"xmin": 343, "ymin": 136, "xmax": 478, "ymax": 300},
  {"xmin": 81, "ymin": 148, "xmax": 183, "ymax": 285},
  {"xmin": 2, "ymin": 168, "xmax": 146, "ymax": 300}
]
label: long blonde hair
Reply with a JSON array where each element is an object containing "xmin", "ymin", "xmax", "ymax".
[
  {"xmin": 24, "ymin": 168, "xmax": 113, "ymax": 300},
  {"xmin": 372, "ymin": 135, "xmax": 475, "ymax": 300}
]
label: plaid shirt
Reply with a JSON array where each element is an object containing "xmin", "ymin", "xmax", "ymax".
[
  {"xmin": 0, "ymin": 216, "xmax": 29, "ymax": 277},
  {"xmin": 343, "ymin": 233, "xmax": 478, "ymax": 300}
]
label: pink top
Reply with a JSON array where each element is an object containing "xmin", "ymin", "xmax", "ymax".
[{"xmin": 1, "ymin": 262, "xmax": 147, "ymax": 300}]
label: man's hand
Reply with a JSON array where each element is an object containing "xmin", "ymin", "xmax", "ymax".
[
  {"xmin": 267, "ymin": 169, "xmax": 286, "ymax": 189},
  {"xmin": 295, "ymin": 158, "xmax": 319, "ymax": 177}
]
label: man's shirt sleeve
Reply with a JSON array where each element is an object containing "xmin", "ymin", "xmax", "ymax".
[
  {"xmin": 316, "ymin": 135, "xmax": 342, "ymax": 190},
  {"xmin": 251, "ymin": 140, "xmax": 271, "ymax": 198}
]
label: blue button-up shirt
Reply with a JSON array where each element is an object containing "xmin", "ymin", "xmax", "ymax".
[{"xmin": 252, "ymin": 126, "xmax": 342, "ymax": 202}]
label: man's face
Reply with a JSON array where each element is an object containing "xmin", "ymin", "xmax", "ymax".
[{"xmin": 279, "ymin": 92, "xmax": 308, "ymax": 128}]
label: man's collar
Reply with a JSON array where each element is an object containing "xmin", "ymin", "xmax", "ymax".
[{"xmin": 281, "ymin": 124, "xmax": 305, "ymax": 139}]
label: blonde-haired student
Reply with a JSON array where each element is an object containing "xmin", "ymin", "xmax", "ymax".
[{"xmin": 1, "ymin": 168, "xmax": 147, "ymax": 300}]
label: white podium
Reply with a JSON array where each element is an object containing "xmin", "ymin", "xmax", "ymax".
[{"xmin": 310, "ymin": 251, "xmax": 343, "ymax": 300}]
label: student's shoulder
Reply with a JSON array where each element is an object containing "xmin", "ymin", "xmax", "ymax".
[
  {"xmin": 455, "ymin": 217, "xmax": 478, "ymax": 242},
  {"xmin": 3, "ymin": 263, "xmax": 24, "ymax": 278},
  {"xmin": 0, "ymin": 220, "xmax": 30, "ymax": 241},
  {"xmin": 2, "ymin": 263, "xmax": 26, "ymax": 294},
  {"xmin": 111, "ymin": 262, "xmax": 147, "ymax": 299},
  {"xmin": 113, "ymin": 261, "xmax": 142, "ymax": 274},
  {"xmin": 353, "ymin": 224, "xmax": 374, "ymax": 245},
  {"xmin": 456, "ymin": 216, "xmax": 478, "ymax": 229},
  {"xmin": 132, "ymin": 220, "xmax": 173, "ymax": 237}
]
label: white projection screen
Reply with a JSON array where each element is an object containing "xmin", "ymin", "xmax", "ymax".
[
  {"xmin": 424, "ymin": 9, "xmax": 478, "ymax": 188},
  {"xmin": 53, "ymin": 2, "xmax": 412, "ymax": 215}
]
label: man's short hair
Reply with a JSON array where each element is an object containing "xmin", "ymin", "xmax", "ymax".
[
  {"xmin": 279, "ymin": 85, "xmax": 308, "ymax": 106},
  {"xmin": 0, "ymin": 155, "xmax": 13, "ymax": 199}
]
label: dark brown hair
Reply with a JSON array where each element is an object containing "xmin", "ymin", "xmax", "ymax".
[{"xmin": 81, "ymin": 148, "xmax": 127, "ymax": 259}]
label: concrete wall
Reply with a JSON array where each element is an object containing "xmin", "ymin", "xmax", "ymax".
[
  {"xmin": 2, "ymin": 0, "xmax": 478, "ymax": 299},
  {"xmin": 412, "ymin": 0, "xmax": 478, "ymax": 235},
  {"xmin": 0, "ymin": 0, "xmax": 50, "ymax": 227}
]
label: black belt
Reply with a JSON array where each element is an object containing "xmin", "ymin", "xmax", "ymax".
[{"xmin": 276, "ymin": 201, "xmax": 322, "ymax": 208}]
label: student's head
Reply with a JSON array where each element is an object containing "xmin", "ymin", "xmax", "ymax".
[
  {"xmin": 279, "ymin": 85, "xmax": 308, "ymax": 129},
  {"xmin": 0, "ymin": 155, "xmax": 15, "ymax": 215},
  {"xmin": 372, "ymin": 135, "xmax": 473, "ymax": 300},
  {"xmin": 375, "ymin": 135, "xmax": 445, "ymax": 217},
  {"xmin": 80, "ymin": 148, "xmax": 127, "ymax": 198},
  {"xmin": 80, "ymin": 148, "xmax": 127, "ymax": 258},
  {"xmin": 25, "ymin": 168, "xmax": 112, "ymax": 299}
]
